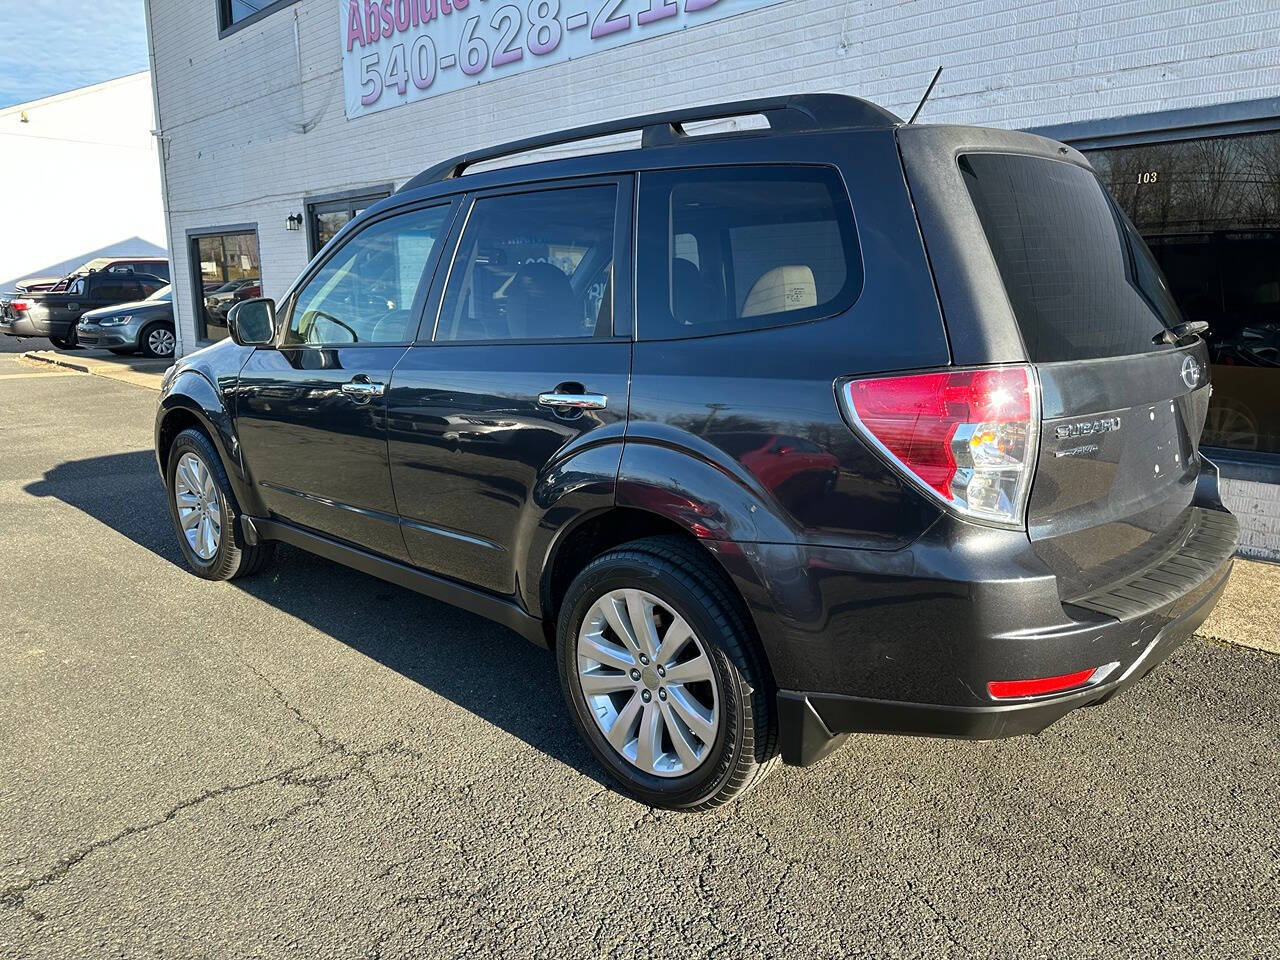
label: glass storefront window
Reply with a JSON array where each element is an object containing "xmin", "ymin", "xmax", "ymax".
[
  {"xmin": 192, "ymin": 231, "xmax": 261, "ymax": 341},
  {"xmin": 1086, "ymin": 132, "xmax": 1280, "ymax": 455},
  {"xmin": 307, "ymin": 191, "xmax": 391, "ymax": 257}
]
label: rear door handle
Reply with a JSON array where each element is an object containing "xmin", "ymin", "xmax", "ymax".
[
  {"xmin": 341, "ymin": 376, "xmax": 385, "ymax": 400},
  {"xmin": 538, "ymin": 392, "xmax": 607, "ymax": 411}
]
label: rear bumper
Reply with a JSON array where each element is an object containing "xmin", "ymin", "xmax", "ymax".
[
  {"xmin": 0, "ymin": 315, "xmax": 67, "ymax": 337},
  {"xmin": 777, "ymin": 553, "xmax": 1233, "ymax": 764}
]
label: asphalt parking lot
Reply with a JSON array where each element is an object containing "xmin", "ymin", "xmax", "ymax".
[{"xmin": 1, "ymin": 354, "xmax": 1277, "ymax": 959}]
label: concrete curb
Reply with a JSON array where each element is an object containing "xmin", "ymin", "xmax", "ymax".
[{"xmin": 20, "ymin": 350, "xmax": 168, "ymax": 391}]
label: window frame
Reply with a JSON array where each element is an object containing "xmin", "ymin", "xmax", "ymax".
[
  {"xmin": 186, "ymin": 223, "xmax": 261, "ymax": 345},
  {"xmin": 1029, "ymin": 98, "xmax": 1280, "ymax": 479},
  {"xmin": 634, "ymin": 163, "xmax": 864, "ymax": 343},
  {"xmin": 422, "ymin": 174, "xmax": 635, "ymax": 346},
  {"xmin": 217, "ymin": 0, "xmax": 299, "ymax": 38},
  {"xmin": 276, "ymin": 197, "xmax": 461, "ymax": 351}
]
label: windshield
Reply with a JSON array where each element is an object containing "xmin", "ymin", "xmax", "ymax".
[
  {"xmin": 961, "ymin": 152, "xmax": 1181, "ymax": 362},
  {"xmin": 147, "ymin": 284, "xmax": 173, "ymax": 302}
]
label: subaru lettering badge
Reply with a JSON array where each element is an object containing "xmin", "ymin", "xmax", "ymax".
[{"xmin": 1181, "ymin": 355, "xmax": 1202, "ymax": 389}]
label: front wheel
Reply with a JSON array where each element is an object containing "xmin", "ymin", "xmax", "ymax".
[
  {"xmin": 556, "ymin": 537, "xmax": 778, "ymax": 810},
  {"xmin": 139, "ymin": 322, "xmax": 176, "ymax": 359},
  {"xmin": 166, "ymin": 428, "xmax": 274, "ymax": 580}
]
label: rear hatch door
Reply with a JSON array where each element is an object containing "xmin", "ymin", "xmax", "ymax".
[{"xmin": 900, "ymin": 129, "xmax": 1221, "ymax": 602}]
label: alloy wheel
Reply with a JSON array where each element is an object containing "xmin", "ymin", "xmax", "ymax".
[
  {"xmin": 174, "ymin": 452, "xmax": 222, "ymax": 560},
  {"xmin": 148, "ymin": 327, "xmax": 176, "ymax": 357},
  {"xmin": 576, "ymin": 588, "xmax": 720, "ymax": 778}
]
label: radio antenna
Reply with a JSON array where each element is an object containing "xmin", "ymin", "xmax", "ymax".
[{"xmin": 908, "ymin": 66, "xmax": 943, "ymax": 124}]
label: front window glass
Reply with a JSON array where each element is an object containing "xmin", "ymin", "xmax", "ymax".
[
  {"xmin": 1085, "ymin": 131, "xmax": 1280, "ymax": 454},
  {"xmin": 148, "ymin": 285, "xmax": 173, "ymax": 302},
  {"xmin": 287, "ymin": 205, "xmax": 449, "ymax": 346},
  {"xmin": 435, "ymin": 186, "xmax": 617, "ymax": 341}
]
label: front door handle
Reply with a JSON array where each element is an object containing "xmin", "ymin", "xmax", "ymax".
[
  {"xmin": 538, "ymin": 392, "xmax": 607, "ymax": 411},
  {"xmin": 341, "ymin": 375, "xmax": 385, "ymax": 401}
]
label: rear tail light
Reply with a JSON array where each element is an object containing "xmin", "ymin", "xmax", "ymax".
[
  {"xmin": 839, "ymin": 365, "xmax": 1039, "ymax": 528},
  {"xmin": 11, "ymin": 300, "xmax": 30, "ymax": 312},
  {"xmin": 987, "ymin": 662, "xmax": 1120, "ymax": 700}
]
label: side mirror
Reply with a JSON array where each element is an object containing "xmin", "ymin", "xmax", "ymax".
[{"xmin": 227, "ymin": 297, "xmax": 276, "ymax": 346}]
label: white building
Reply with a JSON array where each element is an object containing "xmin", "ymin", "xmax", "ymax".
[
  {"xmin": 144, "ymin": 0, "xmax": 1280, "ymax": 555},
  {"xmin": 0, "ymin": 72, "xmax": 166, "ymax": 290}
]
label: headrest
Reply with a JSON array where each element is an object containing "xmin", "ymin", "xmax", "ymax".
[{"xmin": 741, "ymin": 265, "xmax": 817, "ymax": 318}]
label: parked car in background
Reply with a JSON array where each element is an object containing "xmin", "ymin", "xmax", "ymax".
[
  {"xmin": 11, "ymin": 257, "xmax": 170, "ymax": 295},
  {"xmin": 75, "ymin": 284, "xmax": 176, "ymax": 358},
  {"xmin": 1, "ymin": 270, "xmax": 167, "ymax": 349},
  {"xmin": 155, "ymin": 95, "xmax": 1239, "ymax": 810}
]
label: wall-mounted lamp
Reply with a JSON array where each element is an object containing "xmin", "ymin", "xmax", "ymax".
[{"xmin": 286, "ymin": 213, "xmax": 303, "ymax": 232}]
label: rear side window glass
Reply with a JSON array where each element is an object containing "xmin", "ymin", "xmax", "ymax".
[
  {"xmin": 435, "ymin": 185, "xmax": 617, "ymax": 342},
  {"xmin": 960, "ymin": 152, "xmax": 1180, "ymax": 362},
  {"xmin": 637, "ymin": 166, "xmax": 861, "ymax": 340}
]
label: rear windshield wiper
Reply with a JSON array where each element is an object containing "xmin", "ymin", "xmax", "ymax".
[{"xmin": 1154, "ymin": 320, "xmax": 1209, "ymax": 345}]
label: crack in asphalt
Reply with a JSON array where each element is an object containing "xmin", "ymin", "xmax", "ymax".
[
  {"xmin": 1, "ymin": 660, "xmax": 423, "ymax": 923},
  {"xmin": 0, "ymin": 751, "xmax": 338, "ymax": 922}
]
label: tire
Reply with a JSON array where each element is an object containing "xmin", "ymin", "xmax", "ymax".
[
  {"xmin": 49, "ymin": 334, "xmax": 78, "ymax": 350},
  {"xmin": 166, "ymin": 428, "xmax": 274, "ymax": 581},
  {"xmin": 139, "ymin": 322, "xmax": 176, "ymax": 359},
  {"xmin": 556, "ymin": 536, "xmax": 778, "ymax": 810}
]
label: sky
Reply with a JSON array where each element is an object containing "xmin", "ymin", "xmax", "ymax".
[{"xmin": 0, "ymin": 0, "xmax": 151, "ymax": 108}]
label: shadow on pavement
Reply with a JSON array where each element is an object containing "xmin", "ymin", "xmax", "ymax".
[{"xmin": 24, "ymin": 451, "xmax": 601, "ymax": 786}]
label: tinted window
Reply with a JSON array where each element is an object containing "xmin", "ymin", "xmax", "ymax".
[
  {"xmin": 435, "ymin": 186, "xmax": 616, "ymax": 342},
  {"xmin": 288, "ymin": 205, "xmax": 449, "ymax": 346},
  {"xmin": 94, "ymin": 282, "xmax": 132, "ymax": 301},
  {"xmin": 637, "ymin": 167, "xmax": 861, "ymax": 341},
  {"xmin": 961, "ymin": 152, "xmax": 1179, "ymax": 363}
]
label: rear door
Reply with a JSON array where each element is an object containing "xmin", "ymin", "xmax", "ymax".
[
  {"xmin": 957, "ymin": 150, "xmax": 1212, "ymax": 598},
  {"xmin": 386, "ymin": 177, "xmax": 632, "ymax": 597},
  {"xmin": 235, "ymin": 200, "xmax": 455, "ymax": 561}
]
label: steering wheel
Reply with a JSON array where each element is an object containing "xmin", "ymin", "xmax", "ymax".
[{"xmin": 304, "ymin": 310, "xmax": 358, "ymax": 344}]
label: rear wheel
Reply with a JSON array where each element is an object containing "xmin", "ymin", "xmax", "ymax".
[
  {"xmin": 139, "ymin": 322, "xmax": 176, "ymax": 359},
  {"xmin": 49, "ymin": 333, "xmax": 78, "ymax": 350},
  {"xmin": 556, "ymin": 536, "xmax": 778, "ymax": 810},
  {"xmin": 166, "ymin": 428, "xmax": 274, "ymax": 580}
]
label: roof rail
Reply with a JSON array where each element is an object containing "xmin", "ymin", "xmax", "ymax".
[{"xmin": 398, "ymin": 94, "xmax": 900, "ymax": 193}]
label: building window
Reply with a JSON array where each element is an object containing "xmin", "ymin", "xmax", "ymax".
[
  {"xmin": 190, "ymin": 229, "xmax": 261, "ymax": 342},
  {"xmin": 1085, "ymin": 131, "xmax": 1280, "ymax": 456},
  {"xmin": 218, "ymin": 0, "xmax": 297, "ymax": 34},
  {"xmin": 306, "ymin": 188, "xmax": 393, "ymax": 258}
]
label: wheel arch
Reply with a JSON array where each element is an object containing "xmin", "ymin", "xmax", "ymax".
[
  {"xmin": 537, "ymin": 506, "xmax": 762, "ymax": 653},
  {"xmin": 155, "ymin": 372, "xmax": 259, "ymax": 514}
]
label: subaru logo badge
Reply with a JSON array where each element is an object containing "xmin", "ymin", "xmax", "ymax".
[{"xmin": 1181, "ymin": 355, "xmax": 1201, "ymax": 389}]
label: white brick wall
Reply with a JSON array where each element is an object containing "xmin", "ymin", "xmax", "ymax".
[{"xmin": 144, "ymin": 0, "xmax": 1280, "ymax": 556}]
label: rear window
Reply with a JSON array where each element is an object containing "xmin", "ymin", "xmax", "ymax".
[
  {"xmin": 961, "ymin": 152, "xmax": 1180, "ymax": 362},
  {"xmin": 637, "ymin": 166, "xmax": 861, "ymax": 340}
]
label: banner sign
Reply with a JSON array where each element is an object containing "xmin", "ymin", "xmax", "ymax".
[{"xmin": 341, "ymin": 0, "xmax": 786, "ymax": 119}]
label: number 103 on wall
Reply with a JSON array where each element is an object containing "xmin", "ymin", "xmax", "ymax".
[{"xmin": 342, "ymin": 0, "xmax": 789, "ymax": 118}]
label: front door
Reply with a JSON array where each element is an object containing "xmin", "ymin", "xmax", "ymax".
[
  {"xmin": 387, "ymin": 180, "xmax": 632, "ymax": 597},
  {"xmin": 235, "ymin": 201, "xmax": 455, "ymax": 561}
]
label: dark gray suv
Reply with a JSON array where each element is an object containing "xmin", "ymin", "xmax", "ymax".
[{"xmin": 154, "ymin": 95, "xmax": 1238, "ymax": 809}]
